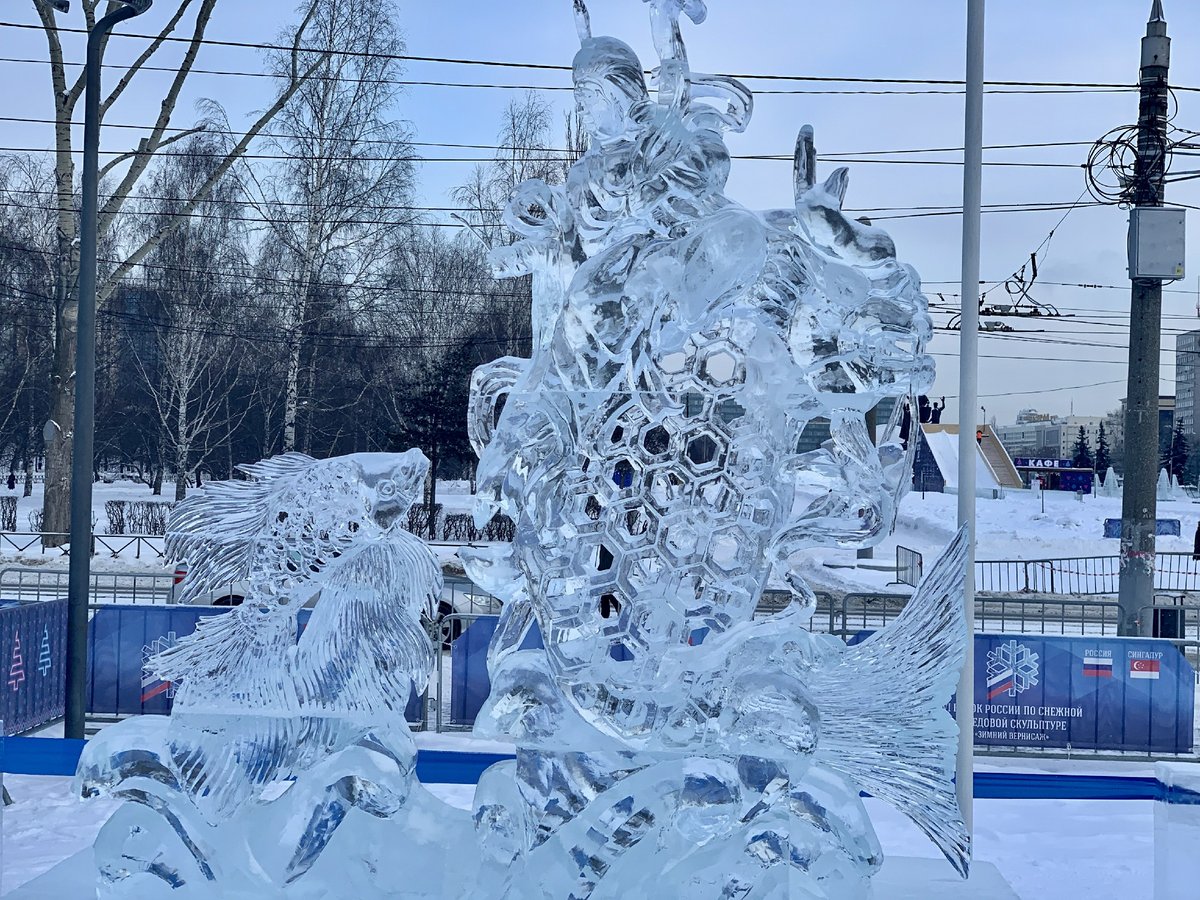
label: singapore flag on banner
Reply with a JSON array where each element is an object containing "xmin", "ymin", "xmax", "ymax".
[{"xmin": 1129, "ymin": 657, "xmax": 1161, "ymax": 679}]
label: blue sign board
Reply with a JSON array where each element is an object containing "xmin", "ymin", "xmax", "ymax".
[
  {"xmin": 450, "ymin": 616, "xmax": 544, "ymax": 726},
  {"xmin": 1013, "ymin": 458, "xmax": 1073, "ymax": 470},
  {"xmin": 1103, "ymin": 518, "xmax": 1181, "ymax": 539},
  {"xmin": 0, "ymin": 600, "xmax": 67, "ymax": 735},
  {"xmin": 967, "ymin": 633, "xmax": 1194, "ymax": 754},
  {"xmin": 87, "ymin": 605, "xmax": 421, "ymax": 721}
]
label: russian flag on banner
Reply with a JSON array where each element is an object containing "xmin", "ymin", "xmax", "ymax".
[
  {"xmin": 1129, "ymin": 658, "xmax": 1161, "ymax": 679},
  {"xmin": 1082, "ymin": 655, "xmax": 1113, "ymax": 677},
  {"xmin": 986, "ymin": 669, "xmax": 1015, "ymax": 700}
]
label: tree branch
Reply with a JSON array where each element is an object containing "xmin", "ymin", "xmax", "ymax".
[
  {"xmin": 101, "ymin": 0, "xmax": 199, "ymax": 117},
  {"xmin": 99, "ymin": 50, "xmax": 329, "ymax": 302},
  {"xmin": 97, "ymin": 0, "xmax": 219, "ymax": 228},
  {"xmin": 98, "ymin": 125, "xmax": 208, "ymax": 181}
]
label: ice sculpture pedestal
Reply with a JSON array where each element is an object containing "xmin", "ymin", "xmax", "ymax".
[
  {"xmin": 874, "ymin": 858, "xmax": 1018, "ymax": 898},
  {"xmin": 1154, "ymin": 762, "xmax": 1200, "ymax": 899},
  {"xmin": 7, "ymin": 850, "xmax": 1021, "ymax": 899}
]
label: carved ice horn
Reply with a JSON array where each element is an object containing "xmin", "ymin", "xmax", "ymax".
[
  {"xmin": 822, "ymin": 167, "xmax": 850, "ymax": 208},
  {"xmin": 794, "ymin": 124, "xmax": 816, "ymax": 205},
  {"xmin": 574, "ymin": 0, "xmax": 592, "ymax": 41}
]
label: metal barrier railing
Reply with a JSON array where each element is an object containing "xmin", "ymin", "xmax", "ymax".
[
  {"xmin": 0, "ymin": 532, "xmax": 165, "ymax": 559},
  {"xmin": 0, "ymin": 566, "xmax": 175, "ymax": 605},
  {"xmin": 428, "ymin": 611, "xmax": 491, "ymax": 733},
  {"xmin": 893, "ymin": 546, "xmax": 924, "ymax": 588},
  {"xmin": 974, "ymin": 552, "xmax": 1200, "ymax": 595},
  {"xmin": 816, "ymin": 589, "xmax": 1200, "ymax": 668}
]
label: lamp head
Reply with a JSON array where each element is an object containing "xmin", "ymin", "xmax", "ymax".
[{"xmin": 120, "ymin": 0, "xmax": 153, "ymax": 12}]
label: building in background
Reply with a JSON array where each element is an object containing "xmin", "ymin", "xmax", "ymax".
[
  {"xmin": 994, "ymin": 415, "xmax": 1105, "ymax": 460},
  {"xmin": 1176, "ymin": 330, "xmax": 1200, "ymax": 440}
]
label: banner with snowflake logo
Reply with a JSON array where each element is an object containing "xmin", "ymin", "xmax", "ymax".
[{"xmin": 969, "ymin": 633, "xmax": 1194, "ymax": 754}]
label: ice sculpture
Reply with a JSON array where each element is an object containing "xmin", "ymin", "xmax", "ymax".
[
  {"xmin": 461, "ymin": 0, "xmax": 970, "ymax": 896},
  {"xmin": 76, "ymin": 1, "xmax": 971, "ymax": 896},
  {"xmin": 76, "ymin": 451, "xmax": 476, "ymax": 898}
]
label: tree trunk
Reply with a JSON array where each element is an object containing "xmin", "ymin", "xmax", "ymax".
[
  {"xmin": 152, "ymin": 463, "xmax": 163, "ymax": 496},
  {"xmin": 42, "ymin": 265, "xmax": 78, "ymax": 547},
  {"xmin": 22, "ymin": 453, "xmax": 33, "ymax": 499},
  {"xmin": 427, "ymin": 449, "xmax": 439, "ymax": 540},
  {"xmin": 175, "ymin": 391, "xmax": 189, "ymax": 501},
  {"xmin": 282, "ymin": 334, "xmax": 302, "ymax": 453},
  {"xmin": 225, "ymin": 394, "xmax": 234, "ymax": 479}
]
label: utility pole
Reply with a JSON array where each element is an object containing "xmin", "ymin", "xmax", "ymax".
[{"xmin": 1117, "ymin": 1, "xmax": 1171, "ymax": 638}]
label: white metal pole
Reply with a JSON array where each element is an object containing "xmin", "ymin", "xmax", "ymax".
[{"xmin": 956, "ymin": 0, "xmax": 986, "ymax": 840}]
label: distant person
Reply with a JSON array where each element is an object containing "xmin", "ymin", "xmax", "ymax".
[
  {"xmin": 899, "ymin": 400, "xmax": 912, "ymax": 451},
  {"xmin": 5, "ymin": 472, "xmax": 14, "ymax": 491},
  {"xmin": 976, "ymin": 429, "xmax": 983, "ymax": 445},
  {"xmin": 930, "ymin": 397, "xmax": 945, "ymax": 424},
  {"xmin": 1193, "ymin": 521, "xmax": 1200, "ymax": 561},
  {"xmin": 917, "ymin": 394, "xmax": 932, "ymax": 424}
]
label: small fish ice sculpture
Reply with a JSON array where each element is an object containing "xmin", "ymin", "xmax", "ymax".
[{"xmin": 77, "ymin": 451, "xmax": 474, "ymax": 898}]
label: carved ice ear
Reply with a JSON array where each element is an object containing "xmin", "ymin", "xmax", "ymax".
[
  {"xmin": 574, "ymin": 0, "xmax": 592, "ymax": 41},
  {"xmin": 822, "ymin": 167, "xmax": 850, "ymax": 208},
  {"xmin": 793, "ymin": 125, "xmax": 816, "ymax": 204},
  {"xmin": 165, "ymin": 452, "xmax": 318, "ymax": 603}
]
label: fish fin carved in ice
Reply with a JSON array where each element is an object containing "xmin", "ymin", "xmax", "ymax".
[{"xmin": 810, "ymin": 525, "xmax": 972, "ymax": 877}]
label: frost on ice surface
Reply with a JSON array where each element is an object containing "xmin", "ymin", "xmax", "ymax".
[{"xmin": 75, "ymin": 0, "xmax": 970, "ymax": 896}]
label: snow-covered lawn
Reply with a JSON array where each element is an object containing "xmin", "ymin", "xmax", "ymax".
[{"xmin": 801, "ymin": 487, "xmax": 1200, "ymax": 595}]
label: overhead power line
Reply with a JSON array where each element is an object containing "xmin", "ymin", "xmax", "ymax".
[
  {"xmin": 2, "ymin": 20, "xmax": 1189, "ymax": 92},
  {"xmin": 0, "ymin": 115, "xmax": 1101, "ymax": 159},
  {"xmin": 0, "ymin": 55, "xmax": 1132, "ymax": 96},
  {"xmin": 0, "ymin": 143, "xmax": 1086, "ymax": 169}
]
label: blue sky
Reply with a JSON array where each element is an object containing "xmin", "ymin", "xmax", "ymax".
[{"xmin": 4, "ymin": 0, "xmax": 1200, "ymax": 424}]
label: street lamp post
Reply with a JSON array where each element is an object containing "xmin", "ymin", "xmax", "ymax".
[
  {"xmin": 58, "ymin": 0, "xmax": 154, "ymax": 740},
  {"xmin": 956, "ymin": 0, "xmax": 987, "ymax": 845}
]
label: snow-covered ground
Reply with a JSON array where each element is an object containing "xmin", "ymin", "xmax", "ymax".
[
  {"xmin": 0, "ymin": 739, "xmax": 1158, "ymax": 899},
  {"xmin": 800, "ymin": 487, "xmax": 1200, "ymax": 595}
]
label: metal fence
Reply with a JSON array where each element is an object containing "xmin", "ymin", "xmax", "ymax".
[
  {"xmin": 0, "ymin": 566, "xmax": 175, "ymax": 605},
  {"xmin": 816, "ymin": 589, "xmax": 1200, "ymax": 668},
  {"xmin": 894, "ymin": 546, "xmax": 924, "ymax": 588},
  {"xmin": 0, "ymin": 532, "xmax": 165, "ymax": 559},
  {"xmin": 973, "ymin": 552, "xmax": 1200, "ymax": 595}
]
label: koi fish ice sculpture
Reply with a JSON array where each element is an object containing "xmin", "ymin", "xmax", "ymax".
[{"xmin": 462, "ymin": 0, "xmax": 970, "ymax": 897}]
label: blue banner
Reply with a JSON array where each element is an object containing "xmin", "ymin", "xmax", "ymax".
[
  {"xmin": 968, "ymin": 633, "xmax": 1194, "ymax": 754},
  {"xmin": 0, "ymin": 600, "xmax": 67, "ymax": 735},
  {"xmin": 87, "ymin": 605, "xmax": 420, "ymax": 721},
  {"xmin": 86, "ymin": 605, "xmax": 234, "ymax": 717},
  {"xmin": 450, "ymin": 616, "xmax": 546, "ymax": 725},
  {"xmin": 1103, "ymin": 518, "xmax": 1181, "ymax": 538}
]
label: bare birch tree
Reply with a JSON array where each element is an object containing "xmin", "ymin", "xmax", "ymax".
[
  {"xmin": 0, "ymin": 155, "xmax": 58, "ymax": 496},
  {"xmin": 245, "ymin": 0, "xmax": 416, "ymax": 454},
  {"xmin": 32, "ymin": 0, "xmax": 327, "ymax": 542},
  {"xmin": 371, "ymin": 231, "xmax": 490, "ymax": 536},
  {"xmin": 452, "ymin": 93, "xmax": 570, "ymax": 361},
  {"xmin": 125, "ymin": 133, "xmax": 254, "ymax": 500}
]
